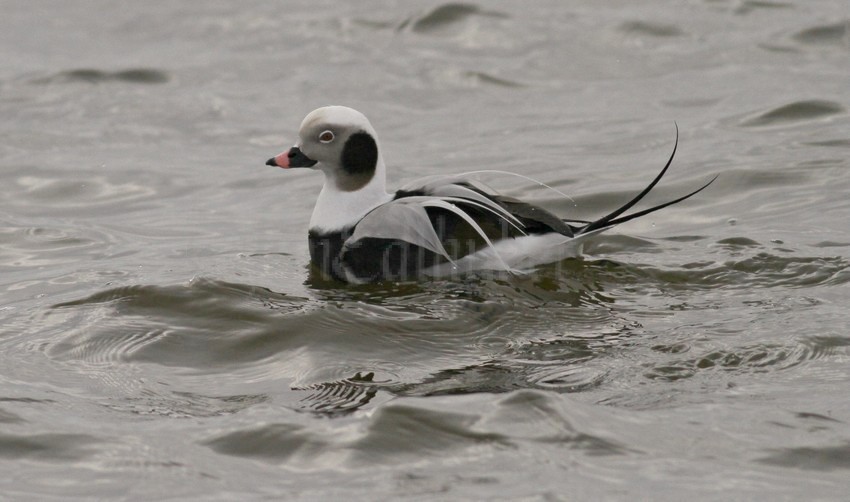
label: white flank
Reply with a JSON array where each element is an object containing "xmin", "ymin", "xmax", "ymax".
[{"xmin": 422, "ymin": 228, "xmax": 608, "ymax": 277}]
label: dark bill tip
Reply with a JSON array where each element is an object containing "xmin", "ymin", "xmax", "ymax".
[{"xmin": 265, "ymin": 157, "xmax": 278, "ymax": 167}]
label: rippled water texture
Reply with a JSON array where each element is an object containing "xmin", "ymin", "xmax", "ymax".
[{"xmin": 2, "ymin": 1, "xmax": 850, "ymax": 499}]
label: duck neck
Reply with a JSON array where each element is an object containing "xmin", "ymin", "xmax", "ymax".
[{"xmin": 308, "ymin": 157, "xmax": 392, "ymax": 233}]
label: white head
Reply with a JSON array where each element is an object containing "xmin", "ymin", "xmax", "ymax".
[{"xmin": 266, "ymin": 106, "xmax": 391, "ymax": 232}]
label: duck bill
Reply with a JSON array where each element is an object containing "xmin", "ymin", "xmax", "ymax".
[{"xmin": 265, "ymin": 146, "xmax": 317, "ymax": 169}]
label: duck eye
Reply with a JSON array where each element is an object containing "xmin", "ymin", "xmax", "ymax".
[{"xmin": 318, "ymin": 130, "xmax": 334, "ymax": 143}]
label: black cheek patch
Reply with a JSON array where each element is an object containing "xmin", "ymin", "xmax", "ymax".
[
  {"xmin": 341, "ymin": 131, "xmax": 378, "ymax": 175},
  {"xmin": 338, "ymin": 132, "xmax": 379, "ymax": 192}
]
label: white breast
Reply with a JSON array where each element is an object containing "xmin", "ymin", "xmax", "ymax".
[{"xmin": 308, "ymin": 164, "xmax": 393, "ymax": 232}]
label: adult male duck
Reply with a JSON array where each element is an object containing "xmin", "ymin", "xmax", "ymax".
[{"xmin": 265, "ymin": 106, "xmax": 714, "ymax": 283}]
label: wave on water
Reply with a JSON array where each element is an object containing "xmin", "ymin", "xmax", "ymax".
[
  {"xmin": 758, "ymin": 442, "xmax": 850, "ymax": 471},
  {"xmin": 26, "ymin": 233, "xmax": 847, "ymax": 417},
  {"xmin": 203, "ymin": 390, "xmax": 630, "ymax": 468},
  {"xmin": 399, "ymin": 3, "xmax": 508, "ymax": 35},
  {"xmin": 0, "ymin": 432, "xmax": 101, "ymax": 462},
  {"xmin": 741, "ymin": 100, "xmax": 845, "ymax": 127},
  {"xmin": 792, "ymin": 21, "xmax": 850, "ymax": 47},
  {"xmin": 31, "ymin": 68, "xmax": 170, "ymax": 85}
]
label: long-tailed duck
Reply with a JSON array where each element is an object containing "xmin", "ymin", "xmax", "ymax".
[{"xmin": 265, "ymin": 106, "xmax": 714, "ymax": 283}]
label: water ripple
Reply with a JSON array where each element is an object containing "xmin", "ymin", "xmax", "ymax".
[
  {"xmin": 38, "ymin": 271, "xmax": 634, "ymax": 415},
  {"xmin": 1, "ymin": 169, "xmax": 160, "ymax": 219},
  {"xmin": 203, "ymin": 390, "xmax": 629, "ymax": 467},
  {"xmin": 102, "ymin": 391, "xmax": 268, "ymax": 419},
  {"xmin": 0, "ymin": 225, "xmax": 105, "ymax": 268},
  {"xmin": 644, "ymin": 342, "xmax": 807, "ymax": 382},
  {"xmin": 734, "ymin": 1, "xmax": 793, "ymax": 16},
  {"xmin": 758, "ymin": 442, "xmax": 850, "ymax": 471},
  {"xmin": 32, "ymin": 68, "xmax": 170, "ymax": 85},
  {"xmin": 801, "ymin": 335, "xmax": 850, "ymax": 360},
  {"xmin": 792, "ymin": 22, "xmax": 850, "ymax": 47},
  {"xmin": 0, "ymin": 432, "xmax": 101, "ymax": 462},
  {"xmin": 621, "ymin": 251, "xmax": 850, "ymax": 290},
  {"xmin": 403, "ymin": 3, "xmax": 508, "ymax": 35},
  {"xmin": 619, "ymin": 20, "xmax": 684, "ymax": 38},
  {"xmin": 294, "ymin": 372, "xmax": 385, "ymax": 416},
  {"xmin": 48, "ymin": 278, "xmax": 313, "ymax": 369},
  {"xmin": 0, "ymin": 408, "xmax": 24, "ymax": 424},
  {"xmin": 741, "ymin": 100, "xmax": 845, "ymax": 127},
  {"xmin": 32, "ymin": 239, "xmax": 850, "ymax": 417}
]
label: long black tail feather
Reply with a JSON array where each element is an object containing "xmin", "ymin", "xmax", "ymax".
[{"xmin": 578, "ymin": 125, "xmax": 716, "ymax": 235}]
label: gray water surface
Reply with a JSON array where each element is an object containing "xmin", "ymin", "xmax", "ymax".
[{"xmin": 2, "ymin": 1, "xmax": 850, "ymax": 499}]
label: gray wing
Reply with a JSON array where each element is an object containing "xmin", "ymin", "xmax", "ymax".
[
  {"xmin": 404, "ymin": 173, "xmax": 575, "ymax": 236},
  {"xmin": 344, "ymin": 195, "xmax": 519, "ymax": 271}
]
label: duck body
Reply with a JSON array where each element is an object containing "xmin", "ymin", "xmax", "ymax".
[
  {"xmin": 307, "ymin": 181, "xmax": 590, "ymax": 282},
  {"xmin": 266, "ymin": 106, "xmax": 713, "ymax": 283}
]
